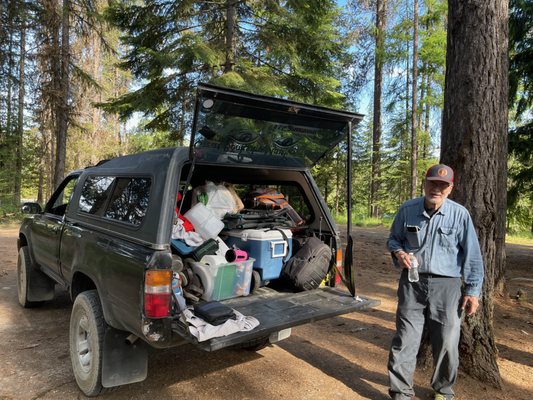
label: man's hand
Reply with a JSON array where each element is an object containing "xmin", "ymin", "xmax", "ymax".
[
  {"xmin": 394, "ymin": 250, "xmax": 412, "ymax": 269},
  {"xmin": 461, "ymin": 295, "xmax": 480, "ymax": 316}
]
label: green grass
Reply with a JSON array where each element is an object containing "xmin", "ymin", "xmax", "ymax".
[
  {"xmin": 334, "ymin": 214, "xmax": 393, "ymax": 228},
  {"xmin": 506, "ymin": 232, "xmax": 533, "ymax": 245}
]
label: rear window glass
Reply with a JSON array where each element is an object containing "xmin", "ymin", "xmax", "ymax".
[
  {"xmin": 104, "ymin": 178, "xmax": 151, "ymax": 225},
  {"xmin": 78, "ymin": 176, "xmax": 114, "ymax": 215},
  {"xmin": 192, "ymin": 86, "xmax": 358, "ymax": 168},
  {"xmin": 79, "ymin": 176, "xmax": 151, "ymax": 226}
]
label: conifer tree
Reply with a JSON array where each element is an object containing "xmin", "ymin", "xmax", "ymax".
[
  {"xmin": 104, "ymin": 0, "xmax": 348, "ymax": 138},
  {"xmin": 508, "ymin": 0, "xmax": 533, "ymax": 233}
]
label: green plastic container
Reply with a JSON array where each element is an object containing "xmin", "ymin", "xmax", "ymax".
[{"xmin": 191, "ymin": 258, "xmax": 254, "ymax": 301}]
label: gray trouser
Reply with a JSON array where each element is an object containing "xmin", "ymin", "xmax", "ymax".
[{"xmin": 388, "ymin": 270, "xmax": 462, "ymax": 399}]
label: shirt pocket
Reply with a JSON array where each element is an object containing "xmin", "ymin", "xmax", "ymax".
[
  {"xmin": 405, "ymin": 225, "xmax": 422, "ymax": 249},
  {"xmin": 437, "ymin": 226, "xmax": 456, "ymax": 249}
]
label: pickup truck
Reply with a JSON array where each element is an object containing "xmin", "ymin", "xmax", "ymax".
[{"xmin": 17, "ymin": 83, "xmax": 379, "ymax": 396}]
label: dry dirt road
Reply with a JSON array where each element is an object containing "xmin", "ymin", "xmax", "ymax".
[{"xmin": 0, "ymin": 226, "xmax": 532, "ymax": 400}]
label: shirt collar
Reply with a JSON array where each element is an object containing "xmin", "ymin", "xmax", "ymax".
[{"xmin": 419, "ymin": 197, "xmax": 449, "ymax": 218}]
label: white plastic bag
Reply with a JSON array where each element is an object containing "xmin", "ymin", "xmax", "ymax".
[{"xmin": 193, "ymin": 181, "xmax": 239, "ymax": 219}]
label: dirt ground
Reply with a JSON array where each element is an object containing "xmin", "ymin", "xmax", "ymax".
[{"xmin": 0, "ymin": 226, "xmax": 531, "ymax": 400}]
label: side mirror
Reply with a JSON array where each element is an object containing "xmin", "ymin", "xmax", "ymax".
[{"xmin": 21, "ymin": 202, "xmax": 42, "ymax": 214}]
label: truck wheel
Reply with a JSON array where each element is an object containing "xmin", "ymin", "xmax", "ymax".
[
  {"xmin": 70, "ymin": 290, "xmax": 106, "ymax": 397},
  {"xmin": 17, "ymin": 246, "xmax": 41, "ymax": 308}
]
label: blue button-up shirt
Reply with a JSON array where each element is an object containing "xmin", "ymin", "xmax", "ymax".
[{"xmin": 387, "ymin": 197, "xmax": 484, "ymax": 297}]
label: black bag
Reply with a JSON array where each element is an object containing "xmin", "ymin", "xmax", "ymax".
[
  {"xmin": 223, "ymin": 208, "xmax": 294, "ymax": 230},
  {"xmin": 193, "ymin": 301, "xmax": 236, "ymax": 326},
  {"xmin": 281, "ymin": 236, "xmax": 331, "ymax": 291}
]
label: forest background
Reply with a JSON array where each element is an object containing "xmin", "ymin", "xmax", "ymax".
[{"xmin": 0, "ymin": 0, "xmax": 531, "ymax": 237}]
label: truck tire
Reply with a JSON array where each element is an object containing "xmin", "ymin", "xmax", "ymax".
[
  {"xmin": 70, "ymin": 290, "xmax": 106, "ymax": 397},
  {"xmin": 17, "ymin": 246, "xmax": 41, "ymax": 308}
]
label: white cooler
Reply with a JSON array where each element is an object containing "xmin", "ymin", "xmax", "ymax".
[{"xmin": 224, "ymin": 228, "xmax": 292, "ymax": 281}]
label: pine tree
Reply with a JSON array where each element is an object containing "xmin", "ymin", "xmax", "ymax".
[
  {"xmin": 367, "ymin": 0, "xmax": 447, "ymax": 212},
  {"xmin": 410, "ymin": 0, "xmax": 419, "ymax": 197},
  {"xmin": 370, "ymin": 0, "xmax": 387, "ymax": 218},
  {"xmin": 441, "ymin": 0, "xmax": 508, "ymax": 386},
  {"xmin": 508, "ymin": 0, "xmax": 533, "ymax": 233},
  {"xmin": 103, "ymin": 0, "xmax": 349, "ymax": 139},
  {"xmin": 11, "ymin": 0, "xmax": 131, "ymax": 201},
  {"xmin": 15, "ymin": 3, "xmax": 26, "ymax": 206}
]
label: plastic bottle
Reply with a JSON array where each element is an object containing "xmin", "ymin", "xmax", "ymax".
[
  {"xmin": 172, "ymin": 273, "xmax": 187, "ymax": 311},
  {"xmin": 408, "ymin": 253, "xmax": 419, "ymax": 282}
]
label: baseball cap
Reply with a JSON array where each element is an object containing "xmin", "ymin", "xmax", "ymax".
[{"xmin": 425, "ymin": 164, "xmax": 454, "ymax": 184}]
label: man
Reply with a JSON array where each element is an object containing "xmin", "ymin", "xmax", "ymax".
[{"xmin": 387, "ymin": 164, "xmax": 484, "ymax": 400}]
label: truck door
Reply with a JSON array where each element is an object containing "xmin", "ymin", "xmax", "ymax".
[{"xmin": 31, "ymin": 175, "xmax": 79, "ymax": 278}]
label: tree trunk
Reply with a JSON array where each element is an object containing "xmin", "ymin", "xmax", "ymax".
[
  {"xmin": 224, "ymin": 0, "xmax": 237, "ymax": 73},
  {"xmin": 410, "ymin": 0, "xmax": 419, "ymax": 198},
  {"xmin": 402, "ymin": 2, "xmax": 410, "ymax": 205},
  {"xmin": 335, "ymin": 155, "xmax": 341, "ymax": 216},
  {"xmin": 370, "ymin": 0, "xmax": 386, "ymax": 218},
  {"xmin": 440, "ymin": 0, "xmax": 508, "ymax": 387},
  {"xmin": 423, "ymin": 72, "xmax": 431, "ymax": 159},
  {"xmin": 14, "ymin": 14, "xmax": 26, "ymax": 207},
  {"xmin": 37, "ymin": 128, "xmax": 47, "ymax": 203},
  {"xmin": 53, "ymin": 0, "xmax": 70, "ymax": 189},
  {"xmin": 91, "ymin": 32, "xmax": 101, "ymax": 158},
  {"xmin": 6, "ymin": 19, "xmax": 14, "ymax": 143}
]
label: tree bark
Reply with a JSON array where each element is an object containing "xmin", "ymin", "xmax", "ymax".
[
  {"xmin": 335, "ymin": 154, "xmax": 341, "ymax": 215},
  {"xmin": 224, "ymin": 0, "xmax": 237, "ymax": 73},
  {"xmin": 14, "ymin": 12, "xmax": 25, "ymax": 207},
  {"xmin": 53, "ymin": 0, "xmax": 70, "ymax": 189},
  {"xmin": 6, "ymin": 15, "xmax": 14, "ymax": 143},
  {"xmin": 423, "ymin": 72, "xmax": 431, "ymax": 159},
  {"xmin": 402, "ymin": 1, "xmax": 410, "ymax": 206},
  {"xmin": 370, "ymin": 0, "xmax": 387, "ymax": 218},
  {"xmin": 410, "ymin": 0, "xmax": 419, "ymax": 198},
  {"xmin": 440, "ymin": 0, "xmax": 508, "ymax": 387},
  {"xmin": 91, "ymin": 33, "xmax": 101, "ymax": 146}
]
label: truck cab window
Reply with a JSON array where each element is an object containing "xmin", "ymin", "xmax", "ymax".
[{"xmin": 46, "ymin": 176, "xmax": 79, "ymax": 216}]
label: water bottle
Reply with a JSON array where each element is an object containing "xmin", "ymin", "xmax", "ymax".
[
  {"xmin": 172, "ymin": 273, "xmax": 187, "ymax": 311},
  {"xmin": 408, "ymin": 253, "xmax": 419, "ymax": 282},
  {"xmin": 172, "ymin": 273, "xmax": 182, "ymax": 296}
]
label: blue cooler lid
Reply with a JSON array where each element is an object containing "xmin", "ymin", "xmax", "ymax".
[{"xmin": 171, "ymin": 239, "xmax": 196, "ymax": 255}]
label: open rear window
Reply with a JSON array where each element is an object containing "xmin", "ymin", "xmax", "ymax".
[{"xmin": 191, "ymin": 84, "xmax": 363, "ymax": 168}]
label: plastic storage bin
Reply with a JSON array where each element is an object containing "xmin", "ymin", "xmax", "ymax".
[
  {"xmin": 224, "ymin": 228, "xmax": 292, "ymax": 281},
  {"xmin": 191, "ymin": 258, "xmax": 254, "ymax": 301}
]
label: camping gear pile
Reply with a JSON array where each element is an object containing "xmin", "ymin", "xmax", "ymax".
[{"xmin": 169, "ymin": 181, "xmax": 334, "ymax": 321}]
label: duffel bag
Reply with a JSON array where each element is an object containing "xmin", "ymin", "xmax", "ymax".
[{"xmin": 281, "ymin": 236, "xmax": 331, "ymax": 291}]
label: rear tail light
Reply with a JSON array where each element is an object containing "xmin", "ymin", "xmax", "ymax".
[
  {"xmin": 144, "ymin": 270, "xmax": 172, "ymax": 318},
  {"xmin": 335, "ymin": 248, "xmax": 343, "ymax": 284}
]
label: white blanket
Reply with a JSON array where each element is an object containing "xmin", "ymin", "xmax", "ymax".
[{"xmin": 182, "ymin": 308, "xmax": 260, "ymax": 342}]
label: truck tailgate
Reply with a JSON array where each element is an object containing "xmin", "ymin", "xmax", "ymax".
[{"xmin": 173, "ymin": 287, "xmax": 379, "ymax": 351}]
